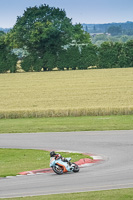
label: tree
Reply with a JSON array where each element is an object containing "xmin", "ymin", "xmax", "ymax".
[
  {"xmin": 117, "ymin": 40, "xmax": 133, "ymax": 68},
  {"xmin": 107, "ymin": 25, "xmax": 122, "ymax": 36},
  {"xmin": 79, "ymin": 44, "xmax": 98, "ymax": 69},
  {"xmin": 57, "ymin": 46, "xmax": 80, "ymax": 70},
  {"xmin": 7, "ymin": 53, "xmax": 18, "ymax": 73},
  {"xmin": 0, "ymin": 38, "xmax": 8, "ymax": 73},
  {"xmin": 72, "ymin": 23, "xmax": 91, "ymax": 44},
  {"xmin": 0, "ymin": 37, "xmax": 17, "ymax": 73},
  {"xmin": 8, "ymin": 4, "xmax": 93, "ymax": 71},
  {"xmin": 21, "ymin": 55, "xmax": 34, "ymax": 72},
  {"xmin": 98, "ymin": 42, "xmax": 122, "ymax": 68},
  {"xmin": 123, "ymin": 40, "xmax": 133, "ymax": 67},
  {"xmin": 57, "ymin": 49, "xmax": 69, "ymax": 70},
  {"xmin": 85, "ymin": 25, "xmax": 88, "ymax": 32},
  {"xmin": 9, "ymin": 4, "xmax": 94, "ymax": 71},
  {"xmin": 0, "ymin": 31, "xmax": 5, "ymax": 37},
  {"xmin": 118, "ymin": 45, "xmax": 127, "ymax": 68},
  {"xmin": 123, "ymin": 29, "xmax": 133, "ymax": 36},
  {"xmin": 120, "ymin": 35, "xmax": 129, "ymax": 43},
  {"xmin": 8, "ymin": 5, "xmax": 74, "ymax": 63},
  {"xmin": 91, "ymin": 34, "xmax": 108, "ymax": 46},
  {"xmin": 43, "ymin": 51, "xmax": 57, "ymax": 71}
]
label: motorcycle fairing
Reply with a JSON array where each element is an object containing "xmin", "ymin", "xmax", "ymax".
[{"xmin": 50, "ymin": 157, "xmax": 71, "ymax": 172}]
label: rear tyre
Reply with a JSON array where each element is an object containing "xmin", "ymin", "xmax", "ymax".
[
  {"xmin": 73, "ymin": 163, "xmax": 79, "ymax": 172},
  {"xmin": 52, "ymin": 165, "xmax": 63, "ymax": 175}
]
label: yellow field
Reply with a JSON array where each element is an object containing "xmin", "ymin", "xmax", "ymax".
[{"xmin": 0, "ymin": 68, "xmax": 133, "ymax": 118}]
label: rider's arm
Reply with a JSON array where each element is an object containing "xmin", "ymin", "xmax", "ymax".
[
  {"xmin": 55, "ymin": 154, "xmax": 62, "ymax": 160},
  {"xmin": 62, "ymin": 157, "xmax": 68, "ymax": 162}
]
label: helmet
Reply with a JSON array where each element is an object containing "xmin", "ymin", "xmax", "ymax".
[{"xmin": 50, "ymin": 151, "xmax": 56, "ymax": 157}]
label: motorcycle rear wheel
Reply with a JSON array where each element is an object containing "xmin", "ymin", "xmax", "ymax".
[{"xmin": 52, "ymin": 165, "xmax": 64, "ymax": 175}]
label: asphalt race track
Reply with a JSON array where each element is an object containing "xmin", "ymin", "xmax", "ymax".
[{"xmin": 0, "ymin": 130, "xmax": 133, "ymax": 198}]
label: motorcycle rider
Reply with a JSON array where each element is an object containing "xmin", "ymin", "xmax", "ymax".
[{"xmin": 50, "ymin": 151, "xmax": 71, "ymax": 166}]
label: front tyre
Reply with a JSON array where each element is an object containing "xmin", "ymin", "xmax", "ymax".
[
  {"xmin": 73, "ymin": 163, "xmax": 79, "ymax": 172},
  {"xmin": 52, "ymin": 165, "xmax": 63, "ymax": 175}
]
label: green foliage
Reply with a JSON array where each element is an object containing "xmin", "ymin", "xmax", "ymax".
[
  {"xmin": 57, "ymin": 46, "xmax": 80, "ymax": 70},
  {"xmin": 0, "ymin": 37, "xmax": 17, "ymax": 73},
  {"xmin": 123, "ymin": 28, "xmax": 133, "ymax": 35},
  {"xmin": 21, "ymin": 55, "xmax": 34, "ymax": 72},
  {"xmin": 99, "ymin": 40, "xmax": 133, "ymax": 68},
  {"xmin": 43, "ymin": 51, "xmax": 57, "ymax": 71},
  {"xmin": 7, "ymin": 53, "xmax": 18, "ymax": 73},
  {"xmin": 66, "ymin": 46, "xmax": 80, "ymax": 70},
  {"xmin": 21, "ymin": 52, "xmax": 57, "ymax": 72},
  {"xmin": 92, "ymin": 34, "xmax": 108, "ymax": 43},
  {"xmin": 79, "ymin": 44, "xmax": 98, "ymax": 69},
  {"xmin": 107, "ymin": 25, "xmax": 122, "ymax": 36},
  {"xmin": 73, "ymin": 24, "xmax": 91, "ymax": 44},
  {"xmin": 83, "ymin": 21, "xmax": 133, "ymax": 35},
  {"xmin": 33, "ymin": 58, "xmax": 43, "ymax": 72},
  {"xmin": 2, "ymin": 4, "xmax": 133, "ymax": 72},
  {"xmin": 0, "ymin": 31, "xmax": 5, "ymax": 37},
  {"xmin": 10, "ymin": 4, "xmax": 73, "ymax": 57},
  {"xmin": 97, "ymin": 40, "xmax": 133, "ymax": 69},
  {"xmin": 9, "ymin": 4, "xmax": 78, "ymax": 72},
  {"xmin": 7, "ymin": 4, "xmax": 93, "ymax": 72},
  {"xmin": 0, "ymin": 38, "xmax": 8, "ymax": 73},
  {"xmin": 118, "ymin": 49, "xmax": 127, "ymax": 68},
  {"xmin": 120, "ymin": 35, "xmax": 129, "ymax": 43},
  {"xmin": 98, "ymin": 42, "xmax": 122, "ymax": 68},
  {"xmin": 5, "ymin": 31, "xmax": 19, "ymax": 48},
  {"xmin": 91, "ymin": 34, "xmax": 133, "ymax": 46},
  {"xmin": 122, "ymin": 40, "xmax": 133, "ymax": 68},
  {"xmin": 67, "ymin": 46, "xmax": 80, "ymax": 70},
  {"xmin": 57, "ymin": 49, "xmax": 68, "ymax": 70}
]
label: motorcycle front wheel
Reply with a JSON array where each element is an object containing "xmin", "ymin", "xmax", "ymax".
[
  {"xmin": 52, "ymin": 165, "xmax": 64, "ymax": 175},
  {"xmin": 73, "ymin": 163, "xmax": 79, "ymax": 172}
]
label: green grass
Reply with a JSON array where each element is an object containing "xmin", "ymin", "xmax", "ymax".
[
  {"xmin": 0, "ymin": 188, "xmax": 133, "ymax": 200},
  {"xmin": 0, "ymin": 149, "xmax": 92, "ymax": 177},
  {"xmin": 0, "ymin": 115, "xmax": 133, "ymax": 133}
]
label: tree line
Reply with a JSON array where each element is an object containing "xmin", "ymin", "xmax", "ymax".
[
  {"xmin": 83, "ymin": 21, "xmax": 133, "ymax": 35},
  {"xmin": 0, "ymin": 4, "xmax": 133, "ymax": 73},
  {"xmin": 20, "ymin": 41, "xmax": 133, "ymax": 71},
  {"xmin": 91, "ymin": 33, "xmax": 133, "ymax": 46}
]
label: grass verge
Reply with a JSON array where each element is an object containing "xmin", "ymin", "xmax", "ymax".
[
  {"xmin": 0, "ymin": 115, "xmax": 133, "ymax": 133},
  {"xmin": 0, "ymin": 188, "xmax": 133, "ymax": 200},
  {"xmin": 0, "ymin": 149, "xmax": 92, "ymax": 177}
]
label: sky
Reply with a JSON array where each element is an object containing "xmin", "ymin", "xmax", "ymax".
[{"xmin": 0, "ymin": 0, "xmax": 133, "ymax": 28}]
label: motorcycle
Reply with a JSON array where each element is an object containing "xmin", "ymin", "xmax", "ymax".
[{"xmin": 50, "ymin": 157, "xmax": 79, "ymax": 175}]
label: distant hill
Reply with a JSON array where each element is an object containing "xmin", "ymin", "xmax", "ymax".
[
  {"xmin": 82, "ymin": 21, "xmax": 133, "ymax": 35},
  {"xmin": 0, "ymin": 27, "xmax": 11, "ymax": 33}
]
